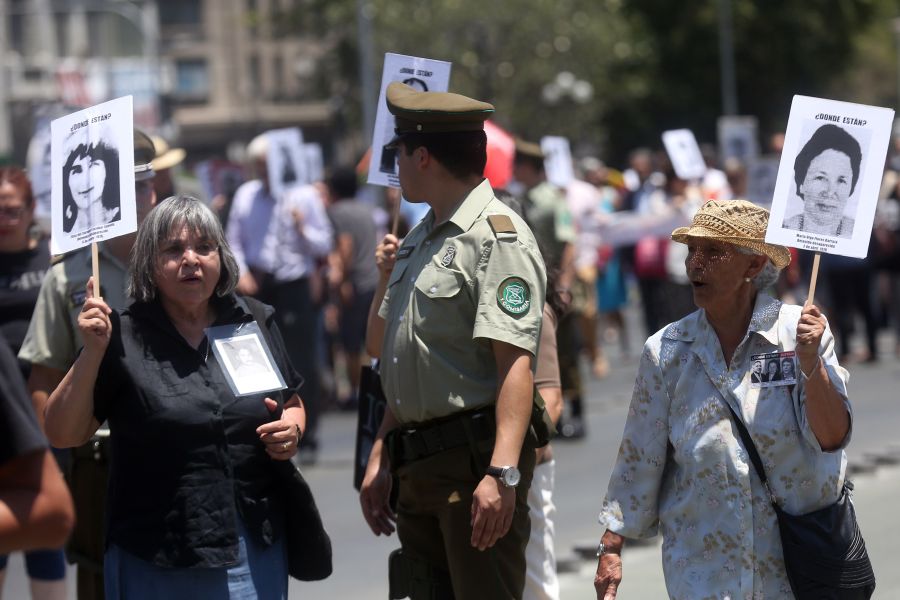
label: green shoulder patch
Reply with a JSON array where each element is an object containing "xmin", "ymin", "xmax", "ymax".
[{"xmin": 496, "ymin": 276, "xmax": 531, "ymax": 316}]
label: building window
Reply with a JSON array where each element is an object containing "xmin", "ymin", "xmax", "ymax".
[
  {"xmin": 160, "ymin": 0, "xmax": 203, "ymax": 26},
  {"xmin": 174, "ymin": 59, "xmax": 209, "ymax": 101}
]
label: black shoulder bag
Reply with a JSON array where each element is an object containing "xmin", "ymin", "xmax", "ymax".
[
  {"xmin": 722, "ymin": 399, "xmax": 875, "ymax": 599},
  {"xmin": 244, "ymin": 297, "xmax": 333, "ymax": 581}
]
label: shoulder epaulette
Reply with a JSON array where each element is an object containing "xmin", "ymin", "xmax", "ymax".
[{"xmin": 487, "ymin": 214, "xmax": 517, "ymax": 237}]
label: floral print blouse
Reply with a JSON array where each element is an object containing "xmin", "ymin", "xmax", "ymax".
[{"xmin": 599, "ymin": 293, "xmax": 851, "ymax": 599}]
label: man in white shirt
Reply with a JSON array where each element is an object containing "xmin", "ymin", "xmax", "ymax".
[{"xmin": 226, "ymin": 133, "xmax": 333, "ymax": 460}]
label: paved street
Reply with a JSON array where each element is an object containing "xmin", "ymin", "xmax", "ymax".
[{"xmin": 5, "ymin": 319, "xmax": 900, "ymax": 599}]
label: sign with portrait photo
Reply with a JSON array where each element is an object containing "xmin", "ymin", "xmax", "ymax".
[
  {"xmin": 765, "ymin": 95, "xmax": 894, "ymax": 258},
  {"xmin": 540, "ymin": 136, "xmax": 574, "ymax": 188},
  {"xmin": 746, "ymin": 155, "xmax": 780, "ymax": 208},
  {"xmin": 266, "ymin": 127, "xmax": 307, "ymax": 200},
  {"xmin": 366, "ymin": 53, "xmax": 452, "ymax": 189},
  {"xmin": 206, "ymin": 321, "xmax": 287, "ymax": 397},
  {"xmin": 661, "ymin": 128, "xmax": 707, "ymax": 181},
  {"xmin": 717, "ymin": 115, "xmax": 759, "ymax": 165},
  {"xmin": 49, "ymin": 96, "xmax": 136, "ymax": 255},
  {"xmin": 304, "ymin": 143, "xmax": 324, "ymax": 184}
]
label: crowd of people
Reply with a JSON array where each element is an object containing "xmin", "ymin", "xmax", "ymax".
[{"xmin": 2, "ymin": 80, "xmax": 898, "ymax": 599}]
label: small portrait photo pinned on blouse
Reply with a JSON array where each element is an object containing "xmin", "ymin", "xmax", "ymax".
[
  {"xmin": 207, "ymin": 321, "xmax": 286, "ymax": 397},
  {"xmin": 49, "ymin": 96, "xmax": 137, "ymax": 255},
  {"xmin": 765, "ymin": 95, "xmax": 894, "ymax": 259},
  {"xmin": 750, "ymin": 351, "xmax": 797, "ymax": 388}
]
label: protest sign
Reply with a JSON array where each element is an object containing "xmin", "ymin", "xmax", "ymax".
[
  {"xmin": 304, "ymin": 143, "xmax": 324, "ymax": 184},
  {"xmin": 765, "ymin": 95, "xmax": 894, "ymax": 259},
  {"xmin": 662, "ymin": 128, "xmax": 707, "ymax": 181},
  {"xmin": 266, "ymin": 127, "xmax": 307, "ymax": 200},
  {"xmin": 366, "ymin": 53, "xmax": 452, "ymax": 189},
  {"xmin": 541, "ymin": 136, "xmax": 575, "ymax": 188},
  {"xmin": 746, "ymin": 155, "xmax": 780, "ymax": 207},
  {"xmin": 717, "ymin": 115, "xmax": 759, "ymax": 165},
  {"xmin": 50, "ymin": 96, "xmax": 136, "ymax": 256}
]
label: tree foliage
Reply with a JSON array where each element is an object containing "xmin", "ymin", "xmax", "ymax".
[{"xmin": 276, "ymin": 0, "xmax": 895, "ymax": 164}]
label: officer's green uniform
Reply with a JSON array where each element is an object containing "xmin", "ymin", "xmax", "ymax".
[
  {"xmin": 18, "ymin": 129, "xmax": 156, "ymax": 600},
  {"xmin": 19, "ymin": 247, "xmax": 128, "ymax": 370},
  {"xmin": 379, "ymin": 83, "xmax": 547, "ymax": 600}
]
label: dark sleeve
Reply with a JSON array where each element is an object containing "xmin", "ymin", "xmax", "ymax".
[
  {"xmin": 265, "ymin": 316, "xmax": 304, "ymax": 398},
  {"xmin": 0, "ymin": 335, "xmax": 46, "ymax": 465},
  {"xmin": 92, "ymin": 311, "xmax": 125, "ymax": 424}
]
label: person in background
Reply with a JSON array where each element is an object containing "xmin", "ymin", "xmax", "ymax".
[
  {"xmin": 19, "ymin": 129, "xmax": 158, "ymax": 600},
  {"xmin": 226, "ymin": 133, "xmax": 333, "ymax": 463},
  {"xmin": 149, "ymin": 136, "xmax": 186, "ymax": 201},
  {"xmin": 1, "ymin": 335, "xmax": 74, "ymax": 560},
  {"xmin": 514, "ymin": 139, "xmax": 584, "ymax": 440},
  {"xmin": 0, "ymin": 166, "xmax": 65, "ymax": 599},
  {"xmin": 324, "ymin": 167, "xmax": 378, "ymax": 409},
  {"xmin": 524, "ymin": 277, "xmax": 566, "ymax": 600}
]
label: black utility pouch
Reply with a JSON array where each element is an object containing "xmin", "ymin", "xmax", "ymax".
[
  {"xmin": 388, "ymin": 549, "xmax": 411, "ymax": 600},
  {"xmin": 531, "ymin": 387, "xmax": 556, "ymax": 447}
]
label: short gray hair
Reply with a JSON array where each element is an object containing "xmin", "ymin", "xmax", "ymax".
[
  {"xmin": 127, "ymin": 195, "xmax": 240, "ymax": 302},
  {"xmin": 735, "ymin": 245, "xmax": 781, "ymax": 290}
]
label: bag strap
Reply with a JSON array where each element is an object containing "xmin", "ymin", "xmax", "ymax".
[{"xmin": 720, "ymin": 399, "xmax": 780, "ymax": 506}]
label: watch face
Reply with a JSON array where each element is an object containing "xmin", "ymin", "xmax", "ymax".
[{"xmin": 502, "ymin": 467, "xmax": 521, "ymax": 487}]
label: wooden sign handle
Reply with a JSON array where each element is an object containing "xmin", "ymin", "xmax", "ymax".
[
  {"xmin": 91, "ymin": 242, "xmax": 102, "ymax": 300},
  {"xmin": 804, "ymin": 252, "xmax": 821, "ymax": 308},
  {"xmin": 391, "ymin": 196, "xmax": 400, "ymax": 237}
]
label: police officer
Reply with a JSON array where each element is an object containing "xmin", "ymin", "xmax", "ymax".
[
  {"xmin": 19, "ymin": 129, "xmax": 157, "ymax": 599},
  {"xmin": 360, "ymin": 83, "xmax": 547, "ymax": 600}
]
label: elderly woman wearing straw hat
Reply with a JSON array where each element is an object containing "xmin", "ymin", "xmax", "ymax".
[{"xmin": 593, "ymin": 200, "xmax": 855, "ymax": 598}]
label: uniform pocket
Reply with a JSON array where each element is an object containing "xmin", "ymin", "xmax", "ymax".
[{"xmin": 414, "ymin": 266, "xmax": 464, "ymax": 299}]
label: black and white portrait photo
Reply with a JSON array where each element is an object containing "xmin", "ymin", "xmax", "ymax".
[
  {"xmin": 366, "ymin": 52, "xmax": 451, "ymax": 189},
  {"xmin": 781, "ymin": 123, "xmax": 864, "ymax": 239},
  {"xmin": 50, "ymin": 96, "xmax": 137, "ymax": 255},
  {"xmin": 265, "ymin": 127, "xmax": 307, "ymax": 201},
  {"xmin": 208, "ymin": 325, "xmax": 286, "ymax": 397},
  {"xmin": 61, "ymin": 131, "xmax": 121, "ymax": 234},
  {"xmin": 765, "ymin": 95, "xmax": 894, "ymax": 259}
]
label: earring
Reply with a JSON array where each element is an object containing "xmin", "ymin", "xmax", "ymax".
[{"xmin": 744, "ymin": 277, "xmax": 751, "ymax": 283}]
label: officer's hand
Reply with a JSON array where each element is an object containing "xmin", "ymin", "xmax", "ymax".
[
  {"xmin": 77, "ymin": 277, "xmax": 112, "ymax": 356},
  {"xmin": 470, "ymin": 475, "xmax": 515, "ymax": 551},
  {"xmin": 257, "ymin": 397, "xmax": 301, "ymax": 460},
  {"xmin": 375, "ymin": 234, "xmax": 399, "ymax": 278},
  {"xmin": 594, "ymin": 552, "xmax": 623, "ymax": 600},
  {"xmin": 359, "ymin": 443, "xmax": 396, "ymax": 536},
  {"xmin": 796, "ymin": 304, "xmax": 826, "ymax": 374}
]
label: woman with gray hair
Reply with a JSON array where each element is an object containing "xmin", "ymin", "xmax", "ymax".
[
  {"xmin": 594, "ymin": 200, "xmax": 868, "ymax": 598},
  {"xmin": 43, "ymin": 196, "xmax": 307, "ymax": 598}
]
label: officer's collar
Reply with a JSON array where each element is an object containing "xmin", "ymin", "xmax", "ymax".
[{"xmin": 447, "ymin": 179, "xmax": 495, "ymax": 232}]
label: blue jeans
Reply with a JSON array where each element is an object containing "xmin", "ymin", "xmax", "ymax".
[{"xmin": 104, "ymin": 520, "xmax": 287, "ymax": 599}]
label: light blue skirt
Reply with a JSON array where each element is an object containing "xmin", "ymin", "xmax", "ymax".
[{"xmin": 104, "ymin": 519, "xmax": 287, "ymax": 600}]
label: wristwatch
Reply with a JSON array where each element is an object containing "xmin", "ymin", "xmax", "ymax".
[
  {"xmin": 596, "ymin": 541, "xmax": 620, "ymax": 556},
  {"xmin": 486, "ymin": 465, "xmax": 521, "ymax": 488}
]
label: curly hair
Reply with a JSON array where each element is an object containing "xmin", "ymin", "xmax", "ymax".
[{"xmin": 793, "ymin": 124, "xmax": 862, "ymax": 197}]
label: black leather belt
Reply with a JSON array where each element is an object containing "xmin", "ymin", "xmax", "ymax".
[{"xmin": 395, "ymin": 406, "xmax": 495, "ymax": 465}]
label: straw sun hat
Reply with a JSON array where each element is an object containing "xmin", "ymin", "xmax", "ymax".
[{"xmin": 671, "ymin": 199, "xmax": 791, "ymax": 269}]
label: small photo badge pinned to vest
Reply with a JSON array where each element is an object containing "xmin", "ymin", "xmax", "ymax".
[
  {"xmin": 750, "ymin": 351, "xmax": 797, "ymax": 388},
  {"xmin": 206, "ymin": 320, "xmax": 287, "ymax": 397},
  {"xmin": 497, "ymin": 276, "xmax": 531, "ymax": 317}
]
